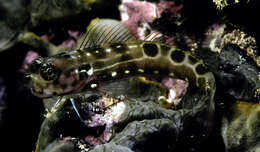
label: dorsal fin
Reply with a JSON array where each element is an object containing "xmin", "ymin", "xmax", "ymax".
[
  {"xmin": 144, "ymin": 31, "xmax": 162, "ymax": 41},
  {"xmin": 78, "ymin": 19, "xmax": 136, "ymax": 49},
  {"xmin": 144, "ymin": 31, "xmax": 174, "ymax": 45}
]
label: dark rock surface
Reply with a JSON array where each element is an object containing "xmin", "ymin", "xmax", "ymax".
[
  {"xmin": 1, "ymin": 0, "xmax": 260, "ymax": 152},
  {"xmin": 199, "ymin": 44, "xmax": 260, "ymax": 102}
]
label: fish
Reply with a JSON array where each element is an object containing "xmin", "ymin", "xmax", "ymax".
[{"xmin": 28, "ymin": 18, "xmax": 216, "ymax": 109}]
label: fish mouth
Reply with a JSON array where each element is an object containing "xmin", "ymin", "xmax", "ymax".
[
  {"xmin": 30, "ymin": 81, "xmax": 85, "ymax": 98},
  {"xmin": 27, "ymin": 74, "xmax": 51, "ymax": 98},
  {"xmin": 30, "ymin": 87, "xmax": 54, "ymax": 98}
]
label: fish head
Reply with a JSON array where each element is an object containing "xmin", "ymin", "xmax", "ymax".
[{"xmin": 28, "ymin": 57, "xmax": 90, "ymax": 98}]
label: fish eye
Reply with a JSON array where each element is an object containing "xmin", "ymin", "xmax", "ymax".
[
  {"xmin": 40, "ymin": 63, "xmax": 60, "ymax": 81},
  {"xmin": 29, "ymin": 58, "xmax": 43, "ymax": 73}
]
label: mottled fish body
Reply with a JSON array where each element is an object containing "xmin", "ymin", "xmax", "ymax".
[
  {"xmin": 30, "ymin": 40, "xmax": 214, "ymax": 97},
  {"xmin": 28, "ymin": 19, "xmax": 215, "ymax": 110}
]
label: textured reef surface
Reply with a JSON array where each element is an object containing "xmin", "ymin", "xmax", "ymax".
[{"xmin": 1, "ymin": 0, "xmax": 260, "ymax": 152}]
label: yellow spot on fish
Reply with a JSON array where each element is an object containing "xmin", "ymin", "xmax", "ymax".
[
  {"xmin": 111, "ymin": 71, "xmax": 117, "ymax": 77},
  {"xmin": 95, "ymin": 50, "xmax": 99, "ymax": 54},
  {"xmin": 86, "ymin": 53, "xmax": 91, "ymax": 56},
  {"xmin": 254, "ymin": 88, "xmax": 260, "ymax": 101},
  {"xmin": 204, "ymin": 80, "xmax": 211, "ymax": 91},
  {"xmin": 91, "ymin": 83, "xmax": 98, "ymax": 88},
  {"xmin": 169, "ymin": 72, "xmax": 174, "ymax": 77},
  {"xmin": 106, "ymin": 48, "xmax": 112, "ymax": 53},
  {"xmin": 124, "ymin": 70, "xmax": 130, "ymax": 74},
  {"xmin": 154, "ymin": 70, "xmax": 159, "ymax": 74},
  {"xmin": 138, "ymin": 69, "xmax": 144, "ymax": 73},
  {"xmin": 128, "ymin": 45, "xmax": 138, "ymax": 49},
  {"xmin": 80, "ymin": 69, "xmax": 87, "ymax": 73}
]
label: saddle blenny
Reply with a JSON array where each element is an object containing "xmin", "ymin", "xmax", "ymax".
[{"xmin": 28, "ymin": 19, "xmax": 216, "ymax": 109}]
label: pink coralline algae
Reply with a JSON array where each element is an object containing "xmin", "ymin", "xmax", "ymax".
[
  {"xmin": 19, "ymin": 50, "xmax": 39, "ymax": 72},
  {"xmin": 161, "ymin": 77, "xmax": 188, "ymax": 105},
  {"xmin": 60, "ymin": 39, "xmax": 76, "ymax": 49},
  {"xmin": 61, "ymin": 30, "xmax": 82, "ymax": 49},
  {"xmin": 157, "ymin": 0, "xmax": 183, "ymax": 19},
  {"xmin": 84, "ymin": 97, "xmax": 126, "ymax": 146},
  {"xmin": 120, "ymin": 0, "xmax": 183, "ymax": 39},
  {"xmin": 120, "ymin": 0, "xmax": 158, "ymax": 38}
]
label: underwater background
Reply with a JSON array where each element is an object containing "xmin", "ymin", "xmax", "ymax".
[{"xmin": 1, "ymin": 0, "xmax": 260, "ymax": 152}]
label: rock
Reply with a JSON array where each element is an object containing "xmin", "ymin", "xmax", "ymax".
[
  {"xmin": 35, "ymin": 77, "xmax": 214, "ymax": 152},
  {"xmin": 90, "ymin": 143, "xmax": 134, "ymax": 152},
  {"xmin": 222, "ymin": 101, "xmax": 260, "ymax": 152},
  {"xmin": 0, "ymin": 0, "xmax": 30, "ymax": 51},
  {"xmin": 0, "ymin": 77, "xmax": 6, "ymax": 129},
  {"xmin": 199, "ymin": 44, "xmax": 260, "ymax": 102},
  {"xmin": 42, "ymin": 139, "xmax": 76, "ymax": 152},
  {"xmin": 30, "ymin": 0, "xmax": 120, "ymax": 27}
]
